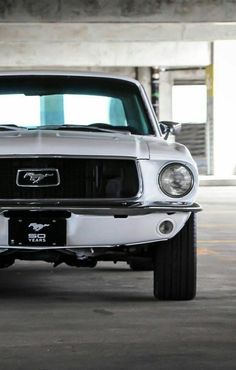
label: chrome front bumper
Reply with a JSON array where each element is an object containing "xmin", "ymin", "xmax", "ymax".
[
  {"xmin": 0, "ymin": 202, "xmax": 202, "ymax": 216},
  {"xmin": 0, "ymin": 202, "xmax": 201, "ymax": 249}
]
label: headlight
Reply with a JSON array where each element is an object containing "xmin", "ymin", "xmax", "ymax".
[{"xmin": 159, "ymin": 163, "xmax": 193, "ymax": 197}]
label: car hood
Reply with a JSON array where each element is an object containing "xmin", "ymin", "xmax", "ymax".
[
  {"xmin": 0, "ymin": 129, "xmax": 194, "ymax": 164},
  {"xmin": 0, "ymin": 129, "xmax": 150, "ymax": 159}
]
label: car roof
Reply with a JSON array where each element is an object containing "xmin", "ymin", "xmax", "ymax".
[{"xmin": 0, "ymin": 71, "xmax": 142, "ymax": 88}]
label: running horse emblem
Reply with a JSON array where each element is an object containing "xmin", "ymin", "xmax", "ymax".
[{"xmin": 23, "ymin": 172, "xmax": 54, "ymax": 184}]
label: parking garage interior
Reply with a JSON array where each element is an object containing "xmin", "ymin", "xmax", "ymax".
[{"xmin": 0, "ymin": 1, "xmax": 235, "ymax": 369}]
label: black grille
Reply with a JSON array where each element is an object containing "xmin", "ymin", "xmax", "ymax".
[{"xmin": 0, "ymin": 157, "xmax": 140, "ymax": 200}]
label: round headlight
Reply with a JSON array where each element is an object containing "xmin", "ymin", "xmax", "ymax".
[{"xmin": 159, "ymin": 163, "xmax": 193, "ymax": 197}]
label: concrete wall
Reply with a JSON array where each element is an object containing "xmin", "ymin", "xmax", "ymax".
[{"xmin": 0, "ymin": 0, "xmax": 236, "ymax": 22}]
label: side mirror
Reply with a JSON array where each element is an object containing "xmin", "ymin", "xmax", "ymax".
[{"xmin": 159, "ymin": 121, "xmax": 182, "ymax": 140}]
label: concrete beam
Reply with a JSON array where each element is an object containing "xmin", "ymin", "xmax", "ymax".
[
  {"xmin": 1, "ymin": 23, "xmax": 236, "ymax": 43},
  {"xmin": 0, "ymin": 41, "xmax": 210, "ymax": 68},
  {"xmin": 1, "ymin": 1, "xmax": 236, "ymax": 22}
]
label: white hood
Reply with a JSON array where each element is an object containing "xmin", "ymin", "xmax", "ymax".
[
  {"xmin": 0, "ymin": 129, "xmax": 196, "ymax": 168},
  {"xmin": 0, "ymin": 129, "xmax": 150, "ymax": 159}
]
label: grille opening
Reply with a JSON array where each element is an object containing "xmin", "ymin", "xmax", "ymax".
[{"xmin": 0, "ymin": 157, "xmax": 140, "ymax": 200}]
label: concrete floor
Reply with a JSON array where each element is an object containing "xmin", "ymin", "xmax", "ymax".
[{"xmin": 0, "ymin": 187, "xmax": 235, "ymax": 370}]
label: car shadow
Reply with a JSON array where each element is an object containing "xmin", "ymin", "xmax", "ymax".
[{"xmin": 0, "ymin": 263, "xmax": 154, "ymax": 303}]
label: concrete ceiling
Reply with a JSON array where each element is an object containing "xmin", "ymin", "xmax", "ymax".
[
  {"xmin": 0, "ymin": 0, "xmax": 236, "ymax": 22},
  {"xmin": 0, "ymin": 1, "xmax": 236, "ymax": 68}
]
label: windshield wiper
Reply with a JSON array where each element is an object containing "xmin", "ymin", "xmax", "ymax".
[
  {"xmin": 33, "ymin": 124, "xmax": 123, "ymax": 133},
  {"xmin": 0, "ymin": 124, "xmax": 28, "ymax": 131},
  {"xmin": 89, "ymin": 123, "xmax": 141, "ymax": 134},
  {"xmin": 33, "ymin": 124, "xmax": 140, "ymax": 135}
]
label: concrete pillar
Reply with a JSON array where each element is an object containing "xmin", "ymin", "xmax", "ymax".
[
  {"xmin": 136, "ymin": 67, "xmax": 151, "ymax": 100},
  {"xmin": 213, "ymin": 41, "xmax": 236, "ymax": 176},
  {"xmin": 159, "ymin": 71, "xmax": 173, "ymax": 121},
  {"xmin": 206, "ymin": 45, "xmax": 214, "ymax": 175},
  {"xmin": 40, "ymin": 95, "xmax": 64, "ymax": 125}
]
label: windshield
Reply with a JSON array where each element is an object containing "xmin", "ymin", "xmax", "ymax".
[{"xmin": 0, "ymin": 75, "xmax": 154, "ymax": 135}]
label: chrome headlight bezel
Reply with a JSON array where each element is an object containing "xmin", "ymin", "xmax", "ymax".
[{"xmin": 158, "ymin": 162, "xmax": 194, "ymax": 198}]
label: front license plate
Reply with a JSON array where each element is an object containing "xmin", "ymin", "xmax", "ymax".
[{"xmin": 8, "ymin": 218, "xmax": 66, "ymax": 247}]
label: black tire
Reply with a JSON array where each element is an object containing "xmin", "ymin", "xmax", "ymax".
[
  {"xmin": 153, "ymin": 213, "xmax": 196, "ymax": 300},
  {"xmin": 88, "ymin": 260, "xmax": 97, "ymax": 268},
  {"xmin": 129, "ymin": 258, "xmax": 153, "ymax": 271}
]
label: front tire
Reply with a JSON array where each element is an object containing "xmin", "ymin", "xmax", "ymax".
[{"xmin": 153, "ymin": 213, "xmax": 196, "ymax": 300}]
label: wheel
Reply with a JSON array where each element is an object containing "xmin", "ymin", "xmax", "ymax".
[
  {"xmin": 0, "ymin": 257, "xmax": 15, "ymax": 269},
  {"xmin": 153, "ymin": 213, "xmax": 196, "ymax": 300},
  {"xmin": 89, "ymin": 260, "xmax": 98, "ymax": 268},
  {"xmin": 128, "ymin": 258, "xmax": 153, "ymax": 271}
]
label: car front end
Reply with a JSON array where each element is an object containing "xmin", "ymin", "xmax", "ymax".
[{"xmin": 0, "ymin": 72, "xmax": 201, "ymax": 300}]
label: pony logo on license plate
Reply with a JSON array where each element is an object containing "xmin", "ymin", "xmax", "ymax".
[
  {"xmin": 8, "ymin": 218, "xmax": 66, "ymax": 247},
  {"xmin": 28, "ymin": 223, "xmax": 50, "ymax": 232}
]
